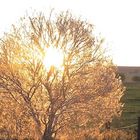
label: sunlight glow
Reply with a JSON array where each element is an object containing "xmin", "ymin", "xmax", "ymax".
[
  {"xmin": 43, "ymin": 47, "xmax": 64, "ymax": 70},
  {"xmin": 0, "ymin": 0, "xmax": 140, "ymax": 66}
]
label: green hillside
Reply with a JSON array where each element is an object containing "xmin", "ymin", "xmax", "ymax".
[{"xmin": 112, "ymin": 82, "xmax": 140, "ymax": 129}]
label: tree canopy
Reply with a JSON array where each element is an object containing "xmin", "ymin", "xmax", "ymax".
[{"xmin": 0, "ymin": 11, "xmax": 124, "ymax": 140}]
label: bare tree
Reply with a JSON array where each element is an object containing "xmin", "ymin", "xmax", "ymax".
[{"xmin": 0, "ymin": 11, "xmax": 124, "ymax": 140}]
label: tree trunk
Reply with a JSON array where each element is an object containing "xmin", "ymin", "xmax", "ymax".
[
  {"xmin": 42, "ymin": 127, "xmax": 53, "ymax": 140},
  {"xmin": 42, "ymin": 134, "xmax": 53, "ymax": 140},
  {"xmin": 42, "ymin": 114, "xmax": 55, "ymax": 140}
]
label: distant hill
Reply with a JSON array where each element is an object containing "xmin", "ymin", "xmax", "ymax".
[
  {"xmin": 118, "ymin": 66, "xmax": 140, "ymax": 83},
  {"xmin": 112, "ymin": 66, "xmax": 140, "ymax": 129}
]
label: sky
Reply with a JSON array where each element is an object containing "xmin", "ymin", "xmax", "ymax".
[{"xmin": 0, "ymin": 0, "xmax": 140, "ymax": 66}]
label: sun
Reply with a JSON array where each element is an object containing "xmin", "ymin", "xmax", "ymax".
[{"xmin": 43, "ymin": 47, "xmax": 64, "ymax": 70}]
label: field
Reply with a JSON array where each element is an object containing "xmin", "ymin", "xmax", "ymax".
[{"xmin": 112, "ymin": 82, "xmax": 140, "ymax": 130}]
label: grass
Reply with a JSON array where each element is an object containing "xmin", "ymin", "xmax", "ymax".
[{"xmin": 112, "ymin": 82, "xmax": 140, "ymax": 129}]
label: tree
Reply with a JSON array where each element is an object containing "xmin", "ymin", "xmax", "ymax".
[
  {"xmin": 119, "ymin": 73, "xmax": 125, "ymax": 81},
  {"xmin": 0, "ymin": 11, "xmax": 125, "ymax": 140}
]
